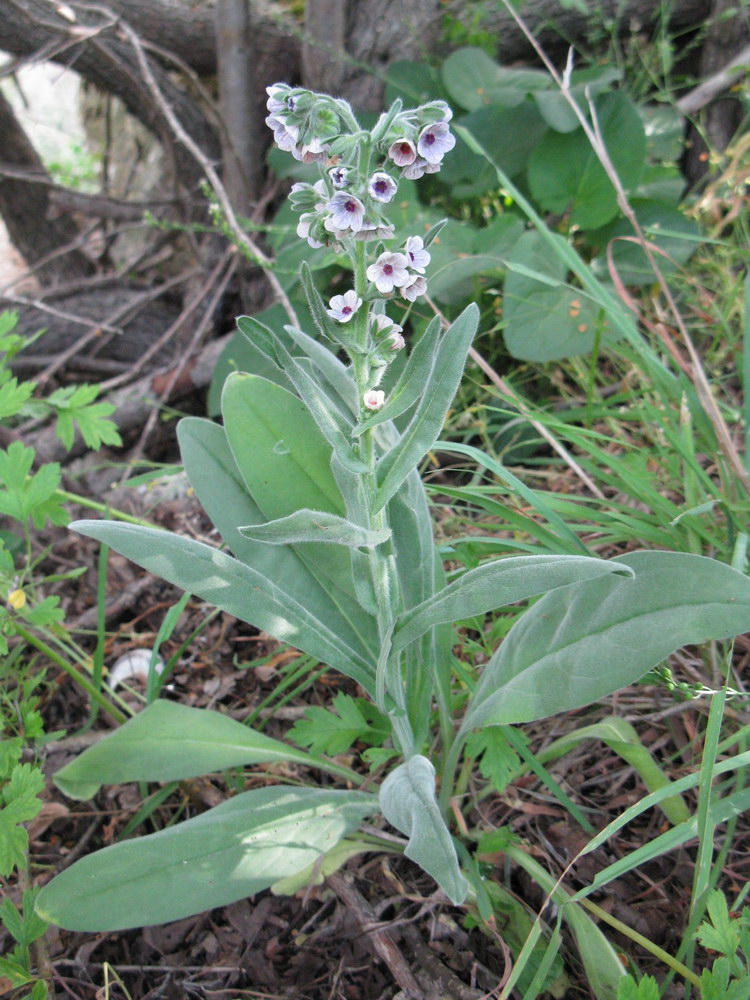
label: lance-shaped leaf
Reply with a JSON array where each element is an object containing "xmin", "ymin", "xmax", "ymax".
[
  {"xmin": 178, "ymin": 418, "xmax": 377, "ymax": 659},
  {"xmin": 53, "ymin": 700, "xmax": 355, "ymax": 800},
  {"xmin": 379, "ymin": 755, "xmax": 468, "ymax": 904},
  {"xmin": 283, "ymin": 325, "xmax": 358, "ymax": 417},
  {"xmin": 374, "ymin": 303, "xmax": 479, "ymax": 512},
  {"xmin": 353, "ymin": 316, "xmax": 442, "ymax": 435},
  {"xmin": 463, "ymin": 550, "xmax": 750, "ymax": 733},
  {"xmin": 240, "ymin": 509, "xmax": 390, "ymax": 548},
  {"xmin": 393, "ymin": 554, "xmax": 633, "ymax": 653},
  {"xmin": 71, "ymin": 521, "xmax": 376, "ymax": 693},
  {"xmin": 268, "ymin": 332, "xmax": 366, "ymax": 473},
  {"xmin": 35, "ymin": 786, "xmax": 377, "ymax": 932}
]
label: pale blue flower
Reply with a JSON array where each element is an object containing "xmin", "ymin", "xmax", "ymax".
[
  {"xmin": 404, "ymin": 236, "xmax": 430, "ymax": 273},
  {"xmin": 367, "ymin": 252, "xmax": 410, "ymax": 294},
  {"xmin": 327, "ymin": 192, "xmax": 366, "ymax": 232},
  {"xmin": 368, "ymin": 171, "xmax": 398, "ymax": 203},
  {"xmin": 417, "ymin": 121, "xmax": 455, "ymax": 164},
  {"xmin": 326, "ymin": 290, "xmax": 362, "ymax": 322}
]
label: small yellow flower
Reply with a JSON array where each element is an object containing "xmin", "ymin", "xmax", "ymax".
[{"xmin": 8, "ymin": 588, "xmax": 26, "ymax": 610}]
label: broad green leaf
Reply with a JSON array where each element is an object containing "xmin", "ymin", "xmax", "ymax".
[
  {"xmin": 35, "ymin": 786, "xmax": 377, "ymax": 931},
  {"xmin": 53, "ymin": 700, "xmax": 346, "ymax": 800},
  {"xmin": 239, "ymin": 508, "xmax": 389, "ymax": 548},
  {"xmin": 532, "ymin": 66, "xmax": 622, "ymax": 132},
  {"xmin": 374, "ymin": 303, "xmax": 479, "ymax": 512},
  {"xmin": 442, "ymin": 47, "xmax": 548, "ymax": 111},
  {"xmin": 208, "ymin": 310, "xmax": 294, "ymax": 415},
  {"xmin": 463, "ymin": 550, "xmax": 750, "ymax": 732},
  {"xmin": 503, "ymin": 230, "xmax": 603, "ymax": 362},
  {"xmin": 283, "ymin": 324, "xmax": 358, "ymax": 416},
  {"xmin": 71, "ymin": 520, "xmax": 376, "ymax": 692},
  {"xmin": 178, "ymin": 418, "xmax": 378, "ymax": 661},
  {"xmin": 222, "ymin": 372, "xmax": 343, "ymax": 515},
  {"xmin": 222, "ymin": 372, "xmax": 360, "ymax": 605},
  {"xmin": 379, "ymin": 756, "xmax": 467, "ymax": 904},
  {"xmin": 393, "ymin": 554, "xmax": 632, "ymax": 653},
  {"xmin": 528, "ymin": 91, "xmax": 646, "ymax": 229},
  {"xmin": 271, "ymin": 839, "xmax": 371, "ymax": 895}
]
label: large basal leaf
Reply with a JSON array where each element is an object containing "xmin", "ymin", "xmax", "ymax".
[
  {"xmin": 71, "ymin": 520, "xmax": 375, "ymax": 692},
  {"xmin": 36, "ymin": 787, "xmax": 377, "ymax": 931},
  {"xmin": 374, "ymin": 303, "xmax": 479, "ymax": 512},
  {"xmin": 503, "ymin": 230, "xmax": 602, "ymax": 362},
  {"xmin": 54, "ymin": 700, "xmax": 334, "ymax": 800},
  {"xmin": 463, "ymin": 550, "xmax": 750, "ymax": 732},
  {"xmin": 442, "ymin": 47, "xmax": 548, "ymax": 111},
  {"xmin": 178, "ymin": 418, "xmax": 377, "ymax": 660},
  {"xmin": 380, "ymin": 756, "xmax": 467, "ymax": 904},
  {"xmin": 528, "ymin": 91, "xmax": 646, "ymax": 230},
  {"xmin": 593, "ymin": 198, "xmax": 700, "ymax": 286},
  {"xmin": 392, "ymin": 553, "xmax": 632, "ymax": 653}
]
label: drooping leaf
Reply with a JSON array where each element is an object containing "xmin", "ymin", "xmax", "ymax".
[
  {"xmin": 463, "ymin": 550, "xmax": 750, "ymax": 732},
  {"xmin": 442, "ymin": 47, "xmax": 548, "ymax": 111},
  {"xmin": 53, "ymin": 700, "xmax": 342, "ymax": 800},
  {"xmin": 71, "ymin": 520, "xmax": 376, "ymax": 692},
  {"xmin": 379, "ymin": 756, "xmax": 467, "ymax": 904},
  {"xmin": 393, "ymin": 553, "xmax": 632, "ymax": 653},
  {"xmin": 35, "ymin": 787, "xmax": 377, "ymax": 931}
]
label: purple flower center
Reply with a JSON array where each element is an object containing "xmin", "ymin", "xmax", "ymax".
[
  {"xmin": 399, "ymin": 143, "xmax": 411, "ymax": 154},
  {"xmin": 342, "ymin": 306, "xmax": 352, "ymax": 315},
  {"xmin": 344, "ymin": 200, "xmax": 357, "ymax": 213},
  {"xmin": 375, "ymin": 180, "xmax": 387, "ymax": 194},
  {"xmin": 408, "ymin": 251, "xmax": 415, "ymax": 262},
  {"xmin": 384, "ymin": 264, "xmax": 393, "ymax": 275},
  {"xmin": 424, "ymin": 132, "xmax": 436, "ymax": 146}
]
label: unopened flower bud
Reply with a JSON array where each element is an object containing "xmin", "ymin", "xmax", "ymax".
[{"xmin": 363, "ymin": 390, "xmax": 385, "ymax": 411}]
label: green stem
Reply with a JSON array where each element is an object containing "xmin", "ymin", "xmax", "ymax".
[
  {"xmin": 13, "ymin": 622, "xmax": 128, "ymax": 724},
  {"xmin": 580, "ymin": 897, "xmax": 702, "ymax": 990},
  {"xmin": 56, "ymin": 490, "xmax": 159, "ymax": 528}
]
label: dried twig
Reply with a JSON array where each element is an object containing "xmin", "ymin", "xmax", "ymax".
[
  {"xmin": 116, "ymin": 17, "xmax": 298, "ymax": 326},
  {"xmin": 328, "ymin": 872, "xmax": 425, "ymax": 1000}
]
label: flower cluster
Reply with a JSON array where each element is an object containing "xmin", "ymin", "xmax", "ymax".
[
  {"xmin": 265, "ymin": 84, "xmax": 456, "ymax": 415},
  {"xmin": 266, "ymin": 85, "xmax": 454, "ymax": 259}
]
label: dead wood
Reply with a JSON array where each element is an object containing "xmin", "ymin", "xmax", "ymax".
[{"xmin": 0, "ymin": 93, "xmax": 92, "ymax": 286}]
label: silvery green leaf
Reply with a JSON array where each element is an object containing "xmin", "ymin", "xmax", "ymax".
[
  {"xmin": 393, "ymin": 554, "xmax": 633, "ymax": 653},
  {"xmin": 463, "ymin": 550, "xmax": 750, "ymax": 732},
  {"xmin": 374, "ymin": 303, "xmax": 479, "ymax": 512},
  {"xmin": 239, "ymin": 509, "xmax": 390, "ymax": 548},
  {"xmin": 54, "ymin": 700, "xmax": 338, "ymax": 800},
  {"xmin": 71, "ymin": 520, "xmax": 376, "ymax": 693},
  {"xmin": 178, "ymin": 418, "xmax": 377, "ymax": 661},
  {"xmin": 379, "ymin": 756, "xmax": 468, "ymax": 904},
  {"xmin": 283, "ymin": 325, "xmax": 358, "ymax": 417},
  {"xmin": 268, "ymin": 333, "xmax": 367, "ymax": 473},
  {"xmin": 36, "ymin": 787, "xmax": 376, "ymax": 932}
]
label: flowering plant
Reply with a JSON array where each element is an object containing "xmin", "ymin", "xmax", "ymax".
[{"xmin": 36, "ymin": 87, "xmax": 750, "ymax": 988}]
